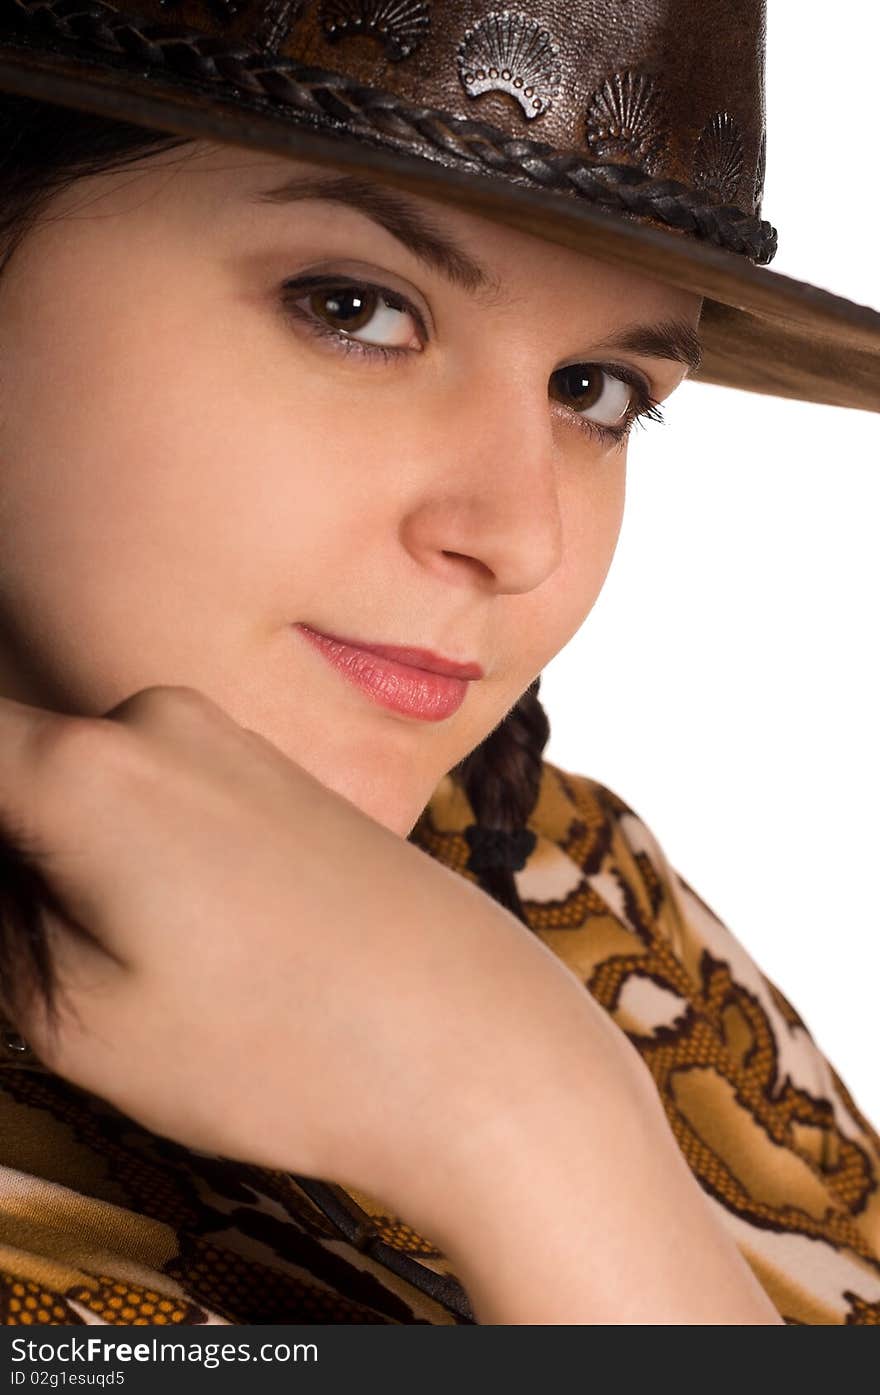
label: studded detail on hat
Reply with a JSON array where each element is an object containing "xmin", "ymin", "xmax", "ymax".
[
  {"xmin": 321, "ymin": 0, "xmax": 432, "ymax": 62},
  {"xmin": 693, "ymin": 111, "xmax": 746, "ymax": 206},
  {"xmin": 584, "ymin": 70, "xmax": 666, "ymax": 174},
  {"xmin": 456, "ymin": 11, "xmax": 562, "ymax": 121}
]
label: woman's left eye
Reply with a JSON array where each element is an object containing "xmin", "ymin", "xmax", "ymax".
[{"xmin": 548, "ymin": 361, "xmax": 662, "ymax": 446}]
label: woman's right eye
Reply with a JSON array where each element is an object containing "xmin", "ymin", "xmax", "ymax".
[{"xmin": 281, "ymin": 278, "xmax": 426, "ymax": 361}]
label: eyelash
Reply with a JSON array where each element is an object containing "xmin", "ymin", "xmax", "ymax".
[{"xmin": 280, "ymin": 275, "xmax": 665, "ymax": 450}]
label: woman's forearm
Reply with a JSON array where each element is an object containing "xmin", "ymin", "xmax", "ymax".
[
  {"xmin": 453, "ymin": 1078, "xmax": 780, "ymax": 1324},
  {"xmin": 398, "ymin": 1041, "xmax": 783, "ymax": 1325},
  {"xmin": 320, "ymin": 885, "xmax": 784, "ymax": 1325}
]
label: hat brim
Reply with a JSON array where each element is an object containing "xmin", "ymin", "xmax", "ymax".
[{"xmin": 0, "ymin": 33, "xmax": 878, "ymax": 413}]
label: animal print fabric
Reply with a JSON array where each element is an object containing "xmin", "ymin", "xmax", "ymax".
[{"xmin": 0, "ymin": 762, "xmax": 878, "ymax": 1325}]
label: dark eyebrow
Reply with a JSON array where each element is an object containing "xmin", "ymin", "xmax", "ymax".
[
  {"xmin": 591, "ymin": 320, "xmax": 704, "ymax": 374},
  {"xmin": 252, "ymin": 172, "xmax": 703, "ymax": 373},
  {"xmin": 252, "ymin": 171, "xmax": 503, "ymax": 300}
]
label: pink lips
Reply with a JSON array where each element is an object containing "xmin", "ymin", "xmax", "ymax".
[{"xmin": 294, "ymin": 623, "xmax": 482, "ymax": 721}]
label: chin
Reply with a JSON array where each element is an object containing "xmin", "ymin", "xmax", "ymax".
[{"xmin": 293, "ymin": 752, "xmax": 430, "ymax": 839}]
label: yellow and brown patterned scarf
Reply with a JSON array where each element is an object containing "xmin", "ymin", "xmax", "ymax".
[{"xmin": 1, "ymin": 763, "xmax": 878, "ymax": 1325}]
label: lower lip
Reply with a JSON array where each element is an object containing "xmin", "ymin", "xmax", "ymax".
[{"xmin": 294, "ymin": 625, "xmax": 471, "ymax": 721}]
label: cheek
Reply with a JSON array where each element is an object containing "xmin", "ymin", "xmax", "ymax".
[
  {"xmin": 0, "ymin": 271, "xmax": 367, "ymax": 706},
  {"xmin": 538, "ymin": 456, "xmax": 627, "ymax": 651}
]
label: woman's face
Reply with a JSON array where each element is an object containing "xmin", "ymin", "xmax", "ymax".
[{"xmin": 0, "ymin": 141, "xmax": 701, "ymax": 836}]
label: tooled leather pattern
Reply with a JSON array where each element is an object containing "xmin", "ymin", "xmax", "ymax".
[
  {"xmin": 5, "ymin": 0, "xmax": 777, "ymax": 261},
  {"xmin": 152, "ymin": 0, "xmax": 769, "ymax": 224}
]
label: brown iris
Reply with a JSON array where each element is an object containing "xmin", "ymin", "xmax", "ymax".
[
  {"xmin": 550, "ymin": 363, "xmax": 625, "ymax": 420},
  {"xmin": 310, "ymin": 286, "xmax": 379, "ymax": 334}
]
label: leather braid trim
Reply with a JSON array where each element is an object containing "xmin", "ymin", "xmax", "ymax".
[{"xmin": 6, "ymin": 0, "xmax": 778, "ymax": 263}]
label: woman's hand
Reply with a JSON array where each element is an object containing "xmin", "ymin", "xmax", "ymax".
[
  {"xmin": 0, "ymin": 685, "xmax": 641, "ymax": 1217},
  {"xmin": 0, "ymin": 687, "xmax": 786, "ymax": 1323}
]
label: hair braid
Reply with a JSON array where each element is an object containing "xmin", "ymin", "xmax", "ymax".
[{"xmin": 448, "ymin": 676, "xmax": 551, "ymax": 927}]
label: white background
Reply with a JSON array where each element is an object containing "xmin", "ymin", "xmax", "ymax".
[{"xmin": 542, "ymin": 9, "xmax": 880, "ymax": 1123}]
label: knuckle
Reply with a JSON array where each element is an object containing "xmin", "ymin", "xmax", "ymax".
[
  {"xmin": 28, "ymin": 714, "xmax": 114, "ymax": 774},
  {"xmin": 106, "ymin": 685, "xmax": 214, "ymax": 725},
  {"xmin": 161, "ymin": 685, "xmax": 215, "ymax": 713},
  {"xmin": 31, "ymin": 714, "xmax": 140, "ymax": 791}
]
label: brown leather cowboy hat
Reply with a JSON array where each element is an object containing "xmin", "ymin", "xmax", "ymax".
[{"xmin": 0, "ymin": 0, "xmax": 877, "ymax": 412}]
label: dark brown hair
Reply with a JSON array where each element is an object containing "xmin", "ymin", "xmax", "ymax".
[{"xmin": 0, "ymin": 93, "xmax": 551, "ymax": 1039}]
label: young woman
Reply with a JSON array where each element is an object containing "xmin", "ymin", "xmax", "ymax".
[{"xmin": 0, "ymin": 0, "xmax": 877, "ymax": 1327}]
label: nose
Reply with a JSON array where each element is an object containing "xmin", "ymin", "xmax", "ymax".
[{"xmin": 399, "ymin": 373, "xmax": 565, "ymax": 595}]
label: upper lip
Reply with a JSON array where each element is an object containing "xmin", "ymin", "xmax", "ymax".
[{"xmin": 297, "ymin": 624, "xmax": 484, "ymax": 680}]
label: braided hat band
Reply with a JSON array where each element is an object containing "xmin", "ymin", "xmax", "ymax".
[{"xmin": 0, "ymin": 0, "xmax": 878, "ymax": 408}]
